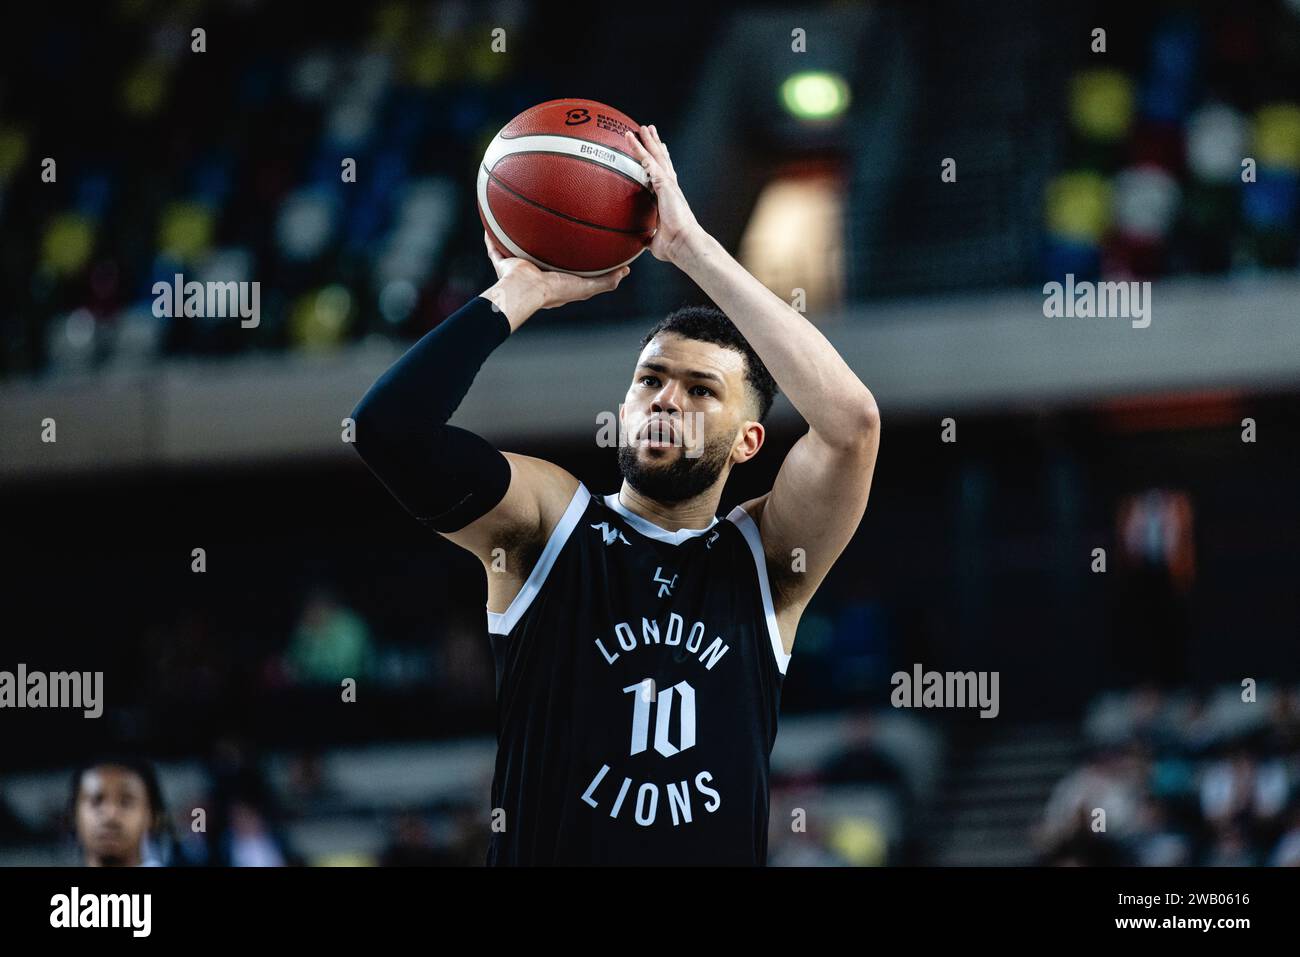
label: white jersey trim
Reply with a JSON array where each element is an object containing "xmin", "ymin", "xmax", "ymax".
[
  {"xmin": 601, "ymin": 492, "xmax": 719, "ymax": 546},
  {"xmin": 486, "ymin": 482, "xmax": 591, "ymax": 637},
  {"xmin": 725, "ymin": 505, "xmax": 791, "ymax": 676}
]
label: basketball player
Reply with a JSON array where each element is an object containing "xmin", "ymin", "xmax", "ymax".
[
  {"xmin": 71, "ymin": 756, "xmax": 169, "ymax": 866},
  {"xmin": 352, "ymin": 124, "xmax": 880, "ymax": 864}
]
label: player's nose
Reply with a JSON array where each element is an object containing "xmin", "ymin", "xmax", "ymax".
[{"xmin": 650, "ymin": 382, "xmax": 683, "ymax": 414}]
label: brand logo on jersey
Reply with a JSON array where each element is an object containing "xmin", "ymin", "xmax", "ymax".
[
  {"xmin": 705, "ymin": 530, "xmax": 720, "ymax": 549},
  {"xmin": 591, "ymin": 522, "xmax": 630, "ymax": 546},
  {"xmin": 652, "ymin": 567, "xmax": 677, "ymax": 598}
]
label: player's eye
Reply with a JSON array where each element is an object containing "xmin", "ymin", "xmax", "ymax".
[
  {"xmin": 639, "ymin": 375, "xmax": 659, "ymax": 387},
  {"xmin": 690, "ymin": 385, "xmax": 714, "ymax": 397}
]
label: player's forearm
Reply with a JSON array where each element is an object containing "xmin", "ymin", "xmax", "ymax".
[{"xmin": 672, "ymin": 229, "xmax": 879, "ymax": 444}]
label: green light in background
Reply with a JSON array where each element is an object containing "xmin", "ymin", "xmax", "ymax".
[{"xmin": 780, "ymin": 71, "xmax": 850, "ymax": 120}]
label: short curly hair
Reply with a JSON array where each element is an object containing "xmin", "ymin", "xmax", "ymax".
[{"xmin": 639, "ymin": 305, "xmax": 779, "ymax": 422}]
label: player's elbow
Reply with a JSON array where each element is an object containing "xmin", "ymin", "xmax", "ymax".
[
  {"xmin": 849, "ymin": 401, "xmax": 881, "ymax": 454},
  {"xmin": 825, "ymin": 396, "xmax": 880, "ymax": 453},
  {"xmin": 349, "ymin": 391, "xmax": 397, "ymax": 463},
  {"xmin": 859, "ymin": 397, "xmax": 881, "ymax": 436}
]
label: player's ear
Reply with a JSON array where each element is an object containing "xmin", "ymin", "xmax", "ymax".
[{"xmin": 733, "ymin": 420, "xmax": 764, "ymax": 463}]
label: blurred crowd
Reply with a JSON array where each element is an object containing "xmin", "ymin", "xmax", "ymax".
[
  {"xmin": 1036, "ymin": 683, "xmax": 1300, "ymax": 866},
  {"xmin": 766, "ymin": 712, "xmax": 936, "ymax": 867},
  {"xmin": 2, "ymin": 0, "xmax": 536, "ymax": 378},
  {"xmin": 0, "ymin": 740, "xmax": 488, "ymax": 866},
  {"xmin": 0, "ymin": 710, "xmax": 932, "ymax": 867},
  {"xmin": 6, "ymin": 2, "xmax": 1300, "ymax": 380},
  {"xmin": 1045, "ymin": 3, "xmax": 1300, "ymax": 282}
]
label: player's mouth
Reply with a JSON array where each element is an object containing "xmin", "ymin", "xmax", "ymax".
[{"xmin": 639, "ymin": 419, "xmax": 679, "ymax": 447}]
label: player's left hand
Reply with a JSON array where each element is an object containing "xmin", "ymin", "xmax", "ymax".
[{"xmin": 624, "ymin": 124, "xmax": 703, "ymax": 265}]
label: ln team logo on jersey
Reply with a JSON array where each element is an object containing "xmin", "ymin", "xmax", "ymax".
[{"xmin": 653, "ymin": 567, "xmax": 677, "ymax": 597}]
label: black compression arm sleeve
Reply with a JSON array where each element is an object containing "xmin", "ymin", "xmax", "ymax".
[{"xmin": 350, "ymin": 295, "xmax": 513, "ymax": 533}]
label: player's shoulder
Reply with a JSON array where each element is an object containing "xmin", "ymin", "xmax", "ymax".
[
  {"xmin": 501, "ymin": 452, "xmax": 584, "ymax": 521},
  {"xmin": 730, "ymin": 490, "xmax": 806, "ymax": 629},
  {"xmin": 501, "ymin": 451, "xmax": 579, "ymax": 488},
  {"xmin": 727, "ymin": 490, "xmax": 797, "ymax": 583},
  {"xmin": 722, "ymin": 492, "xmax": 775, "ymax": 561},
  {"xmin": 731, "ymin": 492, "xmax": 771, "ymax": 527}
]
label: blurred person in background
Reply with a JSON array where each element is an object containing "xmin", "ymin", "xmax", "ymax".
[
  {"xmin": 1205, "ymin": 821, "xmax": 1258, "ymax": 867},
  {"xmin": 1111, "ymin": 490, "xmax": 1195, "ymax": 689},
  {"xmin": 219, "ymin": 800, "xmax": 289, "ymax": 868},
  {"xmin": 70, "ymin": 755, "xmax": 173, "ymax": 867},
  {"xmin": 1270, "ymin": 806, "xmax": 1300, "ymax": 866},
  {"xmin": 205, "ymin": 736, "xmax": 298, "ymax": 866},
  {"xmin": 1128, "ymin": 796, "xmax": 1192, "ymax": 867},
  {"xmin": 379, "ymin": 811, "xmax": 447, "ymax": 867},
  {"xmin": 173, "ymin": 796, "xmax": 213, "ymax": 867},
  {"xmin": 1035, "ymin": 745, "xmax": 1146, "ymax": 862},
  {"xmin": 283, "ymin": 751, "xmax": 332, "ymax": 812},
  {"xmin": 1266, "ymin": 688, "xmax": 1300, "ymax": 753},
  {"xmin": 1200, "ymin": 746, "xmax": 1287, "ymax": 827},
  {"xmin": 282, "ymin": 587, "xmax": 377, "ymax": 687},
  {"xmin": 0, "ymin": 788, "xmax": 30, "ymax": 845}
]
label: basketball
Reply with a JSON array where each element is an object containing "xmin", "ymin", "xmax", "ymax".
[{"xmin": 477, "ymin": 98, "xmax": 658, "ymax": 276}]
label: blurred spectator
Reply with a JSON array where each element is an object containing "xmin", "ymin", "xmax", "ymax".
[
  {"xmin": 284, "ymin": 751, "xmax": 333, "ymax": 811},
  {"xmin": 70, "ymin": 756, "xmax": 171, "ymax": 867},
  {"xmin": 221, "ymin": 800, "xmax": 288, "ymax": 868},
  {"xmin": 1200, "ymin": 749, "xmax": 1289, "ymax": 825},
  {"xmin": 1042, "ymin": 683, "xmax": 1300, "ymax": 866},
  {"xmin": 0, "ymin": 791, "xmax": 30, "ymax": 844},
  {"xmin": 283, "ymin": 588, "xmax": 376, "ymax": 687},
  {"xmin": 1205, "ymin": 822, "xmax": 1258, "ymax": 867},
  {"xmin": 207, "ymin": 736, "xmax": 297, "ymax": 866},
  {"xmin": 1269, "ymin": 808, "xmax": 1300, "ymax": 866},
  {"xmin": 1130, "ymin": 798, "xmax": 1192, "ymax": 866},
  {"xmin": 379, "ymin": 811, "xmax": 447, "ymax": 867},
  {"xmin": 1038, "ymin": 746, "xmax": 1145, "ymax": 849}
]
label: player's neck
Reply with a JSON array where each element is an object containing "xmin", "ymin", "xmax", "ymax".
[{"xmin": 616, "ymin": 482, "xmax": 719, "ymax": 533}]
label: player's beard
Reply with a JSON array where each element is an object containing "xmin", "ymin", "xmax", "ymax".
[{"xmin": 617, "ymin": 428, "xmax": 733, "ymax": 505}]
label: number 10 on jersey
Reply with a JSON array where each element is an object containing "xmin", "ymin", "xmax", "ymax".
[{"xmin": 623, "ymin": 678, "xmax": 696, "ymax": 757}]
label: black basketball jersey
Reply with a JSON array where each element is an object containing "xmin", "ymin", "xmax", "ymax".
[{"xmin": 484, "ymin": 483, "xmax": 791, "ymax": 866}]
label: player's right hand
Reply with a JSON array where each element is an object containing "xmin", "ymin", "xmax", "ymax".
[{"xmin": 482, "ymin": 231, "xmax": 630, "ymax": 327}]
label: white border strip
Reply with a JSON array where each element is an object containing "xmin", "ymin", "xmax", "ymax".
[
  {"xmin": 486, "ymin": 133, "xmax": 651, "ymax": 189},
  {"xmin": 477, "ymin": 133, "xmax": 652, "ymax": 277},
  {"xmin": 602, "ymin": 493, "xmax": 718, "ymax": 546},
  {"xmin": 486, "ymin": 482, "xmax": 591, "ymax": 637},
  {"xmin": 725, "ymin": 505, "xmax": 791, "ymax": 676}
]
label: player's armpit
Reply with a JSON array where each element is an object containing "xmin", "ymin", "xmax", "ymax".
[{"xmin": 439, "ymin": 452, "xmax": 580, "ymax": 571}]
